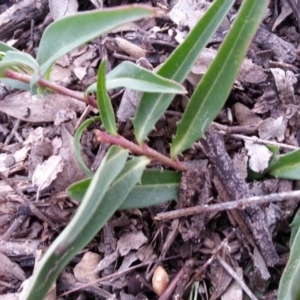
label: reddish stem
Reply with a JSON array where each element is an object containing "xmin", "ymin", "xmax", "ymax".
[
  {"xmin": 5, "ymin": 69, "xmax": 187, "ymax": 171},
  {"xmin": 4, "ymin": 69, "xmax": 98, "ymax": 108},
  {"xmin": 95, "ymin": 130, "xmax": 188, "ymax": 172}
]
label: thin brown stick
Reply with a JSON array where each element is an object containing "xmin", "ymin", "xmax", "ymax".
[
  {"xmin": 212, "ymin": 122, "xmax": 258, "ymax": 135},
  {"xmin": 217, "ymin": 130, "xmax": 299, "ymax": 150},
  {"xmin": 155, "ymin": 190, "xmax": 300, "ymax": 220},
  {"xmin": 59, "ymin": 256, "xmax": 179, "ymax": 297},
  {"xmin": 1, "ymin": 215, "xmax": 28, "ymax": 241},
  {"xmin": 217, "ymin": 256, "xmax": 258, "ymax": 300},
  {"xmin": 187, "ymin": 233, "xmax": 233, "ymax": 286}
]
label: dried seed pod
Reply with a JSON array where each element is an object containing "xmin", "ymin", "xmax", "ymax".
[{"xmin": 152, "ymin": 265, "xmax": 169, "ymax": 296}]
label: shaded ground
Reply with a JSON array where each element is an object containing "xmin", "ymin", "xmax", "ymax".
[{"xmin": 0, "ymin": 0, "xmax": 299, "ymax": 299}]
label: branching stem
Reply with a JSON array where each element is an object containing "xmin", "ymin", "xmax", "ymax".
[
  {"xmin": 4, "ymin": 69, "xmax": 187, "ymax": 171},
  {"xmin": 95, "ymin": 130, "xmax": 188, "ymax": 172}
]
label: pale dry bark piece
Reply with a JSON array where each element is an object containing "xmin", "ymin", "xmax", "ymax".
[
  {"xmin": 245, "ymin": 141, "xmax": 273, "ymax": 173},
  {"xmin": 186, "ymin": 48, "xmax": 216, "ymax": 86},
  {"xmin": 232, "ymin": 150, "xmax": 248, "ymax": 180},
  {"xmin": 117, "ymin": 231, "xmax": 148, "ymax": 256},
  {"xmin": 0, "ymin": 252, "xmax": 26, "ymax": 281},
  {"xmin": 234, "ymin": 103, "xmax": 262, "ymax": 126},
  {"xmin": 0, "ymin": 146, "xmax": 30, "ymax": 176},
  {"xmin": 114, "ymin": 37, "xmax": 147, "ymax": 58},
  {"xmin": 74, "ymin": 251, "xmax": 101, "ymax": 283},
  {"xmin": 49, "ymin": 0, "xmax": 78, "ymax": 20},
  {"xmin": 187, "ymin": 49, "xmax": 267, "ymax": 87},
  {"xmin": 54, "ymin": 109, "xmax": 77, "ymax": 126},
  {"xmin": 237, "ymin": 58, "xmax": 268, "ymax": 84},
  {"xmin": 95, "ymin": 251, "xmax": 119, "ymax": 273},
  {"xmin": 117, "ymin": 89, "xmax": 142, "ymax": 122},
  {"xmin": 254, "ymin": 26, "xmax": 297, "ymax": 63},
  {"xmin": 118, "ymin": 251, "xmax": 139, "ymax": 272},
  {"xmin": 270, "ymin": 68, "xmax": 297, "ymax": 104},
  {"xmin": 137, "ymin": 244, "xmax": 155, "ymax": 261},
  {"xmin": 0, "ymin": 0, "xmax": 49, "ymax": 41},
  {"xmin": 0, "ymin": 92, "xmax": 86, "ymax": 123},
  {"xmin": 51, "ymin": 64, "xmax": 72, "ymax": 87},
  {"xmin": 32, "ymin": 155, "xmax": 64, "ymax": 196},
  {"xmin": 51, "ymin": 126, "xmax": 87, "ymax": 192},
  {"xmin": 220, "ymin": 267, "xmax": 243, "ymax": 300},
  {"xmin": 258, "ymin": 116, "xmax": 286, "ymax": 142},
  {"xmin": 252, "ymin": 246, "xmax": 270, "ymax": 286},
  {"xmin": 72, "ymin": 46, "xmax": 98, "ymax": 81},
  {"xmin": 169, "ymin": 0, "xmax": 211, "ymax": 29},
  {"xmin": 207, "ymin": 254, "xmax": 233, "ymax": 300}
]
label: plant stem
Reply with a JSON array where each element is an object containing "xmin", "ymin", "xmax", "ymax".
[
  {"xmin": 4, "ymin": 70, "xmax": 98, "ymax": 108},
  {"xmin": 4, "ymin": 69, "xmax": 187, "ymax": 172},
  {"xmin": 94, "ymin": 130, "xmax": 188, "ymax": 172}
]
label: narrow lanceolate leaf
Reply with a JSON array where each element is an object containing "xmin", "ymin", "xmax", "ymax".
[
  {"xmin": 278, "ymin": 208, "xmax": 300, "ymax": 300},
  {"xmin": 120, "ymin": 170, "xmax": 181, "ymax": 209},
  {"xmin": 268, "ymin": 149, "xmax": 300, "ymax": 180},
  {"xmin": 0, "ymin": 78, "xmax": 29, "ymax": 90},
  {"xmin": 97, "ymin": 60, "xmax": 118, "ymax": 136},
  {"xmin": 21, "ymin": 146, "xmax": 129, "ymax": 300},
  {"xmin": 106, "ymin": 61, "xmax": 186, "ymax": 94},
  {"xmin": 171, "ymin": 0, "xmax": 270, "ymax": 157},
  {"xmin": 85, "ymin": 61, "xmax": 187, "ymax": 95},
  {"xmin": 67, "ymin": 177, "xmax": 91, "ymax": 201},
  {"xmin": 73, "ymin": 117, "xmax": 100, "ymax": 177},
  {"xmin": 290, "ymin": 208, "xmax": 300, "ymax": 248},
  {"xmin": 36, "ymin": 6, "xmax": 154, "ymax": 76},
  {"xmin": 68, "ymin": 170, "xmax": 181, "ymax": 209},
  {"xmin": 133, "ymin": 0, "xmax": 234, "ymax": 144}
]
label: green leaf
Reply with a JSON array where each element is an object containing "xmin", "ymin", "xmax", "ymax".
[
  {"xmin": 36, "ymin": 6, "xmax": 154, "ymax": 76},
  {"xmin": 106, "ymin": 61, "xmax": 186, "ymax": 93},
  {"xmin": 0, "ymin": 42, "xmax": 19, "ymax": 54},
  {"xmin": 0, "ymin": 60, "xmax": 27, "ymax": 77},
  {"xmin": 21, "ymin": 146, "xmax": 130, "ymax": 300},
  {"xmin": 67, "ymin": 177, "xmax": 91, "ymax": 201},
  {"xmin": 73, "ymin": 117, "xmax": 100, "ymax": 177},
  {"xmin": 120, "ymin": 169, "xmax": 181, "ymax": 209},
  {"xmin": 0, "ymin": 78, "xmax": 30, "ymax": 90},
  {"xmin": 68, "ymin": 169, "xmax": 181, "ymax": 209},
  {"xmin": 85, "ymin": 61, "xmax": 187, "ymax": 95},
  {"xmin": 97, "ymin": 59, "xmax": 118, "ymax": 136},
  {"xmin": 2, "ymin": 51, "xmax": 39, "ymax": 72},
  {"xmin": 268, "ymin": 150, "xmax": 300, "ymax": 180},
  {"xmin": 278, "ymin": 208, "xmax": 300, "ymax": 300},
  {"xmin": 189, "ymin": 281, "xmax": 200, "ymax": 300},
  {"xmin": 171, "ymin": 0, "xmax": 269, "ymax": 157},
  {"xmin": 133, "ymin": 0, "xmax": 234, "ymax": 144},
  {"xmin": 0, "ymin": 51, "xmax": 38, "ymax": 89},
  {"xmin": 290, "ymin": 208, "xmax": 300, "ymax": 247}
]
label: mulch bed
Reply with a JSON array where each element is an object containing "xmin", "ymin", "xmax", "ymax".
[{"xmin": 0, "ymin": 0, "xmax": 299, "ymax": 299}]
